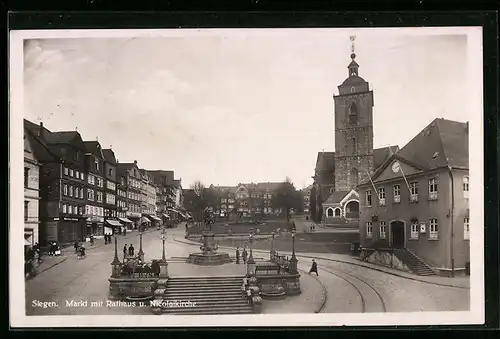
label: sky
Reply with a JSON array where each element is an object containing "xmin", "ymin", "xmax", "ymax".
[{"xmin": 23, "ymin": 29, "xmax": 472, "ymax": 189}]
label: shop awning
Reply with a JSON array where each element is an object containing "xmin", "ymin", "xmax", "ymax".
[
  {"xmin": 140, "ymin": 216, "xmax": 151, "ymax": 224},
  {"xmin": 106, "ymin": 220, "xmax": 122, "ymax": 227},
  {"xmin": 148, "ymin": 215, "xmax": 161, "ymax": 221},
  {"xmin": 118, "ymin": 217, "xmax": 133, "ymax": 224},
  {"xmin": 162, "ymin": 213, "xmax": 171, "ymax": 219}
]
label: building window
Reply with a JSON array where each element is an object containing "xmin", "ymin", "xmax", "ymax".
[
  {"xmin": 380, "ymin": 221, "xmax": 387, "ymax": 239},
  {"xmin": 96, "ymin": 177, "xmax": 104, "ymax": 188},
  {"xmin": 410, "ymin": 222, "xmax": 419, "ymax": 239},
  {"xmin": 393, "ymin": 185, "xmax": 401, "ymax": 203},
  {"xmin": 64, "ymin": 167, "xmax": 69, "ymax": 175},
  {"xmin": 428, "ymin": 178, "xmax": 438, "ymax": 200},
  {"xmin": 81, "ymin": 172, "xmax": 85, "ymax": 180},
  {"xmin": 365, "ymin": 190, "xmax": 372, "ymax": 207},
  {"xmin": 75, "ymin": 170, "xmax": 79, "ymax": 179},
  {"xmin": 88, "ymin": 189, "xmax": 94, "ymax": 201},
  {"xmin": 69, "ymin": 205, "xmax": 73, "ymax": 214},
  {"xmin": 79, "ymin": 206, "xmax": 83, "ymax": 215},
  {"xmin": 95, "ymin": 158, "xmax": 99, "ymax": 171},
  {"xmin": 463, "ymin": 176, "xmax": 469, "ymax": 199},
  {"xmin": 24, "ymin": 167, "xmax": 29, "ymax": 188},
  {"xmin": 62, "ymin": 204, "xmax": 67, "ymax": 214},
  {"xmin": 69, "ymin": 185, "xmax": 74, "ymax": 197},
  {"xmin": 410, "ymin": 182, "xmax": 418, "ymax": 202},
  {"xmin": 24, "ymin": 201, "xmax": 29, "ymax": 221},
  {"xmin": 429, "ymin": 218, "xmax": 438, "ymax": 240},
  {"xmin": 88, "ymin": 175, "xmax": 95, "ymax": 185},
  {"xmin": 464, "ymin": 217, "xmax": 470, "ymax": 240},
  {"xmin": 366, "ymin": 222, "xmax": 373, "ymax": 238},
  {"xmin": 109, "ymin": 168, "xmax": 113, "ymax": 176},
  {"xmin": 350, "ymin": 86, "xmax": 355, "ymax": 93},
  {"xmin": 334, "ymin": 208, "xmax": 341, "ymax": 217},
  {"xmin": 97, "ymin": 191, "xmax": 103, "ymax": 203},
  {"xmin": 80, "ymin": 188, "xmax": 84, "ymax": 199},
  {"xmin": 349, "ymin": 103, "xmax": 358, "ymax": 125},
  {"xmin": 69, "ymin": 169, "xmax": 74, "ymax": 177},
  {"xmin": 352, "ymin": 137, "xmax": 357, "ymax": 154},
  {"xmin": 63, "ymin": 184, "xmax": 68, "ymax": 196},
  {"xmin": 378, "ymin": 187, "xmax": 386, "ymax": 206},
  {"xmin": 327, "ymin": 208, "xmax": 334, "ymax": 217}
]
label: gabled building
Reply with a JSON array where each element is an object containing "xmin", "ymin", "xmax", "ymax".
[
  {"xmin": 83, "ymin": 141, "xmax": 107, "ymax": 236},
  {"xmin": 117, "ymin": 160, "xmax": 143, "ymax": 229},
  {"xmin": 139, "ymin": 169, "xmax": 160, "ymax": 227},
  {"xmin": 148, "ymin": 170, "xmax": 182, "ymax": 224},
  {"xmin": 301, "ymin": 184, "xmax": 313, "ymax": 214},
  {"xmin": 24, "ymin": 128, "xmax": 41, "ymax": 247},
  {"xmin": 358, "ymin": 118, "xmax": 469, "ymax": 276},
  {"xmin": 102, "ymin": 148, "xmax": 121, "ymax": 233},
  {"xmin": 24, "ymin": 120, "xmax": 88, "ymax": 245}
]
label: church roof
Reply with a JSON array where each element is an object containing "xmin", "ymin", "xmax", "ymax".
[
  {"xmin": 348, "ymin": 60, "xmax": 359, "ymax": 68},
  {"xmin": 323, "ymin": 190, "xmax": 350, "ymax": 204},
  {"xmin": 341, "ymin": 75, "xmax": 366, "ymax": 86},
  {"xmin": 396, "ymin": 118, "xmax": 469, "ymax": 170},
  {"xmin": 315, "ymin": 152, "xmax": 335, "ymax": 171}
]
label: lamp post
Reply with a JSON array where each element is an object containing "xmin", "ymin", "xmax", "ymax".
[
  {"xmin": 289, "ymin": 229, "xmax": 298, "ymax": 274},
  {"xmin": 247, "ymin": 232, "xmax": 256, "ymax": 277},
  {"xmin": 270, "ymin": 230, "xmax": 276, "ymax": 262},
  {"xmin": 160, "ymin": 228, "xmax": 166, "ymax": 262},
  {"xmin": 138, "ymin": 224, "xmax": 144, "ymax": 261},
  {"xmin": 111, "ymin": 232, "xmax": 121, "ymax": 277},
  {"xmin": 158, "ymin": 228, "xmax": 169, "ymax": 278}
]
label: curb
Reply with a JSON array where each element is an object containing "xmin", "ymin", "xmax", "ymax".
[
  {"xmin": 172, "ymin": 237, "xmax": 469, "ymax": 290},
  {"xmin": 298, "ymin": 267, "xmax": 328, "ymax": 314},
  {"xmin": 31, "ymin": 257, "xmax": 68, "ymax": 278}
]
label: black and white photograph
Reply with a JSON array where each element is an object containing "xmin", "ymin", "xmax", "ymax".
[{"xmin": 9, "ymin": 26, "xmax": 484, "ymax": 327}]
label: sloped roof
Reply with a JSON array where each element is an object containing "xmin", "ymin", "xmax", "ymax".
[
  {"xmin": 373, "ymin": 145, "xmax": 400, "ymax": 171},
  {"xmin": 102, "ymin": 149, "xmax": 117, "ymax": 165},
  {"xmin": 83, "ymin": 141, "xmax": 104, "ymax": 159},
  {"xmin": 24, "ymin": 126, "xmax": 60, "ymax": 163},
  {"xmin": 117, "ymin": 162, "xmax": 137, "ymax": 170},
  {"xmin": 323, "ymin": 191, "xmax": 350, "ymax": 205},
  {"xmin": 45, "ymin": 131, "xmax": 79, "ymax": 144},
  {"xmin": 396, "ymin": 118, "xmax": 469, "ymax": 170},
  {"xmin": 315, "ymin": 152, "xmax": 335, "ymax": 172},
  {"xmin": 256, "ymin": 182, "xmax": 283, "ymax": 191}
]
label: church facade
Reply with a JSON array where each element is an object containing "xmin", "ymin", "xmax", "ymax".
[{"xmin": 312, "ymin": 43, "xmax": 398, "ymax": 226}]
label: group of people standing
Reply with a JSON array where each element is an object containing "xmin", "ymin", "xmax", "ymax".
[
  {"xmin": 235, "ymin": 247, "xmax": 250, "ymax": 264},
  {"xmin": 122, "ymin": 244, "xmax": 136, "ymax": 260}
]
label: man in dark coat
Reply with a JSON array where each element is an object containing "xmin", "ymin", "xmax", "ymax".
[
  {"xmin": 235, "ymin": 248, "xmax": 240, "ymax": 264},
  {"xmin": 123, "ymin": 244, "xmax": 128, "ymax": 261},
  {"xmin": 128, "ymin": 244, "xmax": 135, "ymax": 257},
  {"xmin": 309, "ymin": 259, "xmax": 319, "ymax": 276},
  {"xmin": 242, "ymin": 247, "xmax": 248, "ymax": 264}
]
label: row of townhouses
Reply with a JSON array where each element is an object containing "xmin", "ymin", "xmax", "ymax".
[{"xmin": 23, "ymin": 119, "xmax": 183, "ymax": 247}]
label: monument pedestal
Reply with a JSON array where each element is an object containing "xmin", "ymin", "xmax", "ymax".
[{"xmin": 188, "ymin": 231, "xmax": 232, "ymax": 265}]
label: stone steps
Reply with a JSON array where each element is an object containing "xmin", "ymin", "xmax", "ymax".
[{"xmin": 152, "ymin": 275, "xmax": 254, "ymax": 315}]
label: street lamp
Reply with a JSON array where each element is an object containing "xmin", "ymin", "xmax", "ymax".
[
  {"xmin": 289, "ymin": 229, "xmax": 298, "ymax": 274},
  {"xmin": 138, "ymin": 224, "xmax": 144, "ymax": 261},
  {"xmin": 270, "ymin": 230, "xmax": 276, "ymax": 261},
  {"xmin": 111, "ymin": 232, "xmax": 121, "ymax": 277},
  {"xmin": 247, "ymin": 232, "xmax": 256, "ymax": 277},
  {"xmin": 160, "ymin": 228, "xmax": 167, "ymax": 262}
]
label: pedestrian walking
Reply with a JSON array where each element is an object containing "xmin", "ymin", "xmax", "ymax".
[
  {"xmin": 235, "ymin": 248, "xmax": 240, "ymax": 264},
  {"xmin": 128, "ymin": 244, "xmax": 135, "ymax": 257},
  {"xmin": 242, "ymin": 247, "xmax": 248, "ymax": 264},
  {"xmin": 74, "ymin": 241, "xmax": 79, "ymax": 254},
  {"xmin": 309, "ymin": 259, "xmax": 319, "ymax": 276},
  {"xmin": 123, "ymin": 227, "xmax": 127, "ymax": 236},
  {"xmin": 90, "ymin": 235, "xmax": 94, "ymax": 246},
  {"xmin": 123, "ymin": 244, "xmax": 128, "ymax": 261}
]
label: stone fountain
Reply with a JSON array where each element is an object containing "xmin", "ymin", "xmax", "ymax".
[{"xmin": 187, "ymin": 219, "xmax": 232, "ymax": 265}]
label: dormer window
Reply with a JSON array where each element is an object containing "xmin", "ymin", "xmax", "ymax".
[
  {"xmin": 350, "ymin": 86, "xmax": 355, "ymax": 93},
  {"xmin": 95, "ymin": 157, "xmax": 99, "ymax": 171}
]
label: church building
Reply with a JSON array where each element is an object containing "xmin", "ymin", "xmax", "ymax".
[{"xmin": 312, "ymin": 38, "xmax": 398, "ymax": 226}]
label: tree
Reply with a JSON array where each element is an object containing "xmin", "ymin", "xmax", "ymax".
[{"xmin": 271, "ymin": 177, "xmax": 300, "ymax": 225}]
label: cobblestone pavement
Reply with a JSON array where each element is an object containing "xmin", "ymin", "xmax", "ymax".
[{"xmin": 25, "ymin": 226, "xmax": 469, "ymax": 316}]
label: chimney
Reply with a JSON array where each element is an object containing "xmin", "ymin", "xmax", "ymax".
[
  {"xmin": 96, "ymin": 136, "xmax": 99, "ymax": 141},
  {"xmin": 466, "ymin": 121, "xmax": 469, "ymax": 133},
  {"xmin": 134, "ymin": 160, "xmax": 137, "ymax": 165},
  {"xmin": 38, "ymin": 122, "xmax": 43, "ymax": 137},
  {"xmin": 110, "ymin": 145, "xmax": 113, "ymax": 150}
]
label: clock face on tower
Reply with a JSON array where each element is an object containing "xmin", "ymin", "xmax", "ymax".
[{"xmin": 391, "ymin": 161, "xmax": 400, "ymax": 173}]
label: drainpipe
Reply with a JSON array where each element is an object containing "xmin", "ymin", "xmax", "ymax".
[{"xmin": 448, "ymin": 165, "xmax": 455, "ymax": 277}]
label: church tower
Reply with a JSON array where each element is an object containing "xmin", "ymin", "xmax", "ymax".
[{"xmin": 333, "ymin": 36, "xmax": 374, "ymax": 192}]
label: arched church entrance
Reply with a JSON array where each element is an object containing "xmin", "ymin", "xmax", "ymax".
[{"xmin": 344, "ymin": 200, "xmax": 359, "ymax": 219}]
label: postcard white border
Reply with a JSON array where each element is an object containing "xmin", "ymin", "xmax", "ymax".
[{"xmin": 9, "ymin": 26, "xmax": 484, "ymax": 327}]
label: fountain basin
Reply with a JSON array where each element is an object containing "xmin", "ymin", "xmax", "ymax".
[{"xmin": 187, "ymin": 252, "xmax": 233, "ymax": 266}]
